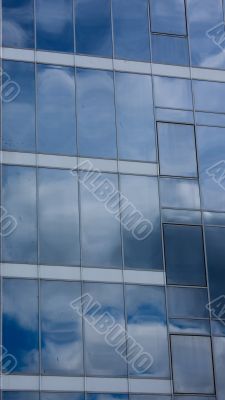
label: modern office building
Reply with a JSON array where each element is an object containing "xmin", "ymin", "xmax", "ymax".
[{"xmin": 1, "ymin": 0, "xmax": 225, "ymax": 399}]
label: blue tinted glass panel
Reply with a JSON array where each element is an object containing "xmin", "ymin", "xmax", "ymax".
[
  {"xmin": 213, "ymin": 337, "xmax": 225, "ymax": 399},
  {"xmin": 152, "ymin": 35, "xmax": 189, "ymax": 66},
  {"xmin": 160, "ymin": 178, "xmax": 200, "ymax": 209},
  {"xmin": 158, "ymin": 123, "xmax": 197, "ymax": 177},
  {"xmin": 130, "ymin": 397, "xmax": 171, "ymax": 400},
  {"xmin": 75, "ymin": 0, "xmax": 112, "ymax": 57},
  {"xmin": 167, "ymin": 287, "xmax": 209, "ymax": 318},
  {"xmin": 41, "ymin": 281, "xmax": 83, "ymax": 375},
  {"xmin": 171, "ymin": 335, "xmax": 214, "ymax": 394},
  {"xmin": 162, "ymin": 209, "xmax": 201, "ymax": 225},
  {"xmin": 112, "ymin": 0, "xmax": 150, "ymax": 61},
  {"xmin": 2, "ymin": 166, "xmax": 37, "ymax": 263},
  {"xmin": 154, "ymin": 77, "xmax": 193, "ymax": 110},
  {"xmin": 120, "ymin": 175, "xmax": 163, "ymax": 270},
  {"xmin": 115, "ymin": 73, "xmax": 156, "ymax": 162},
  {"xmin": 175, "ymin": 396, "xmax": 216, "ymax": 400},
  {"xmin": 37, "ymin": 64, "xmax": 76, "ymax": 155},
  {"xmin": 194, "ymin": 81, "xmax": 225, "ymax": 113},
  {"xmin": 126, "ymin": 285, "xmax": 169, "ymax": 377},
  {"xmin": 150, "ymin": 0, "xmax": 186, "ymax": 35},
  {"xmin": 36, "ymin": 0, "xmax": 74, "ymax": 52},
  {"xmin": 3, "ymin": 393, "xmax": 39, "ymax": 400},
  {"xmin": 2, "ymin": 61, "xmax": 35, "ymax": 152},
  {"xmin": 2, "ymin": 0, "xmax": 34, "ymax": 48},
  {"xmin": 164, "ymin": 225, "xmax": 206, "ymax": 286},
  {"xmin": 38, "ymin": 168, "xmax": 80, "ymax": 266},
  {"xmin": 155, "ymin": 109, "xmax": 194, "ymax": 124},
  {"xmin": 3, "ymin": 279, "xmax": 39, "ymax": 373},
  {"xmin": 41, "ymin": 394, "xmax": 84, "ymax": 400},
  {"xmin": 83, "ymin": 283, "xmax": 127, "ymax": 376},
  {"xmin": 169, "ymin": 319, "xmax": 210, "ymax": 335},
  {"xmin": 76, "ymin": 68, "xmax": 117, "ymax": 158},
  {"xmin": 211, "ymin": 320, "xmax": 225, "ymax": 336},
  {"xmin": 87, "ymin": 395, "xmax": 128, "ymax": 400},
  {"xmin": 204, "ymin": 211, "xmax": 225, "ymax": 226},
  {"xmin": 196, "ymin": 112, "xmax": 225, "ymax": 127}
]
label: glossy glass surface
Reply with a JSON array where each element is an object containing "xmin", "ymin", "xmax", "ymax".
[
  {"xmin": 2, "ymin": 166, "xmax": 37, "ymax": 263},
  {"xmin": 194, "ymin": 80, "xmax": 225, "ymax": 113},
  {"xmin": 153, "ymin": 77, "xmax": 193, "ymax": 110},
  {"xmin": 76, "ymin": 68, "xmax": 117, "ymax": 158},
  {"xmin": 38, "ymin": 168, "xmax": 80, "ymax": 266},
  {"xmin": 175, "ymin": 397, "xmax": 216, "ymax": 400},
  {"xmin": 126, "ymin": 285, "xmax": 169, "ymax": 377},
  {"xmin": 164, "ymin": 225, "xmax": 206, "ymax": 286},
  {"xmin": 115, "ymin": 73, "xmax": 156, "ymax": 162},
  {"xmin": 87, "ymin": 395, "xmax": 128, "ymax": 400},
  {"xmin": 152, "ymin": 35, "xmax": 189, "ymax": 66},
  {"xmin": 2, "ymin": 0, "xmax": 34, "ymax": 48},
  {"xmin": 167, "ymin": 287, "xmax": 209, "ymax": 318},
  {"xmin": 37, "ymin": 64, "xmax": 76, "ymax": 155},
  {"xmin": 36, "ymin": 0, "xmax": 74, "ymax": 52},
  {"xmin": 150, "ymin": 0, "xmax": 186, "ymax": 35},
  {"xmin": 169, "ymin": 319, "xmax": 210, "ymax": 336},
  {"xmin": 211, "ymin": 320, "xmax": 225, "ymax": 336},
  {"xmin": 162, "ymin": 209, "xmax": 201, "ymax": 225},
  {"xmin": 160, "ymin": 178, "xmax": 200, "ymax": 209},
  {"xmin": 3, "ymin": 279, "xmax": 39, "ymax": 373},
  {"xmin": 171, "ymin": 335, "xmax": 215, "ymax": 394},
  {"xmin": 3, "ymin": 394, "xmax": 39, "ymax": 400},
  {"xmin": 130, "ymin": 397, "xmax": 171, "ymax": 400},
  {"xmin": 83, "ymin": 283, "xmax": 127, "ymax": 376},
  {"xmin": 2, "ymin": 61, "xmax": 35, "ymax": 152},
  {"xmin": 155, "ymin": 109, "xmax": 194, "ymax": 124},
  {"xmin": 80, "ymin": 172, "xmax": 122, "ymax": 268},
  {"xmin": 196, "ymin": 111, "xmax": 225, "ymax": 127},
  {"xmin": 213, "ymin": 337, "xmax": 225, "ymax": 399},
  {"xmin": 41, "ymin": 394, "xmax": 84, "ymax": 400},
  {"xmin": 41, "ymin": 281, "xmax": 83, "ymax": 375},
  {"xmin": 204, "ymin": 211, "xmax": 225, "ymax": 226},
  {"xmin": 112, "ymin": 0, "xmax": 150, "ymax": 61},
  {"xmin": 120, "ymin": 175, "xmax": 163, "ymax": 270},
  {"xmin": 158, "ymin": 123, "xmax": 197, "ymax": 177},
  {"xmin": 75, "ymin": 0, "xmax": 112, "ymax": 57}
]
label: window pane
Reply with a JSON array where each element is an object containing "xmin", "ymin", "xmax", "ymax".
[
  {"xmin": 2, "ymin": 0, "xmax": 34, "ymax": 48},
  {"xmin": 76, "ymin": 68, "xmax": 117, "ymax": 158},
  {"xmin": 150, "ymin": 0, "xmax": 186, "ymax": 35},
  {"xmin": 37, "ymin": 64, "xmax": 76, "ymax": 156},
  {"xmin": 213, "ymin": 337, "xmax": 225, "ymax": 399},
  {"xmin": 115, "ymin": 73, "xmax": 156, "ymax": 162},
  {"xmin": 80, "ymin": 172, "xmax": 122, "ymax": 268},
  {"xmin": 160, "ymin": 178, "xmax": 200, "ymax": 209},
  {"xmin": 162, "ymin": 209, "xmax": 201, "ymax": 225},
  {"xmin": 75, "ymin": 0, "xmax": 112, "ymax": 57},
  {"xmin": 2, "ymin": 166, "xmax": 37, "ymax": 264},
  {"xmin": 87, "ymin": 395, "xmax": 128, "ymax": 400},
  {"xmin": 36, "ymin": 0, "xmax": 74, "ymax": 52},
  {"xmin": 41, "ymin": 394, "xmax": 84, "ymax": 400},
  {"xmin": 3, "ymin": 279, "xmax": 39, "ymax": 373},
  {"xmin": 193, "ymin": 80, "xmax": 225, "ymax": 113},
  {"xmin": 169, "ymin": 319, "xmax": 210, "ymax": 336},
  {"xmin": 153, "ymin": 77, "xmax": 192, "ymax": 110},
  {"xmin": 152, "ymin": 35, "xmax": 189, "ymax": 66},
  {"xmin": 126, "ymin": 285, "xmax": 169, "ymax": 377},
  {"xmin": 171, "ymin": 335, "xmax": 215, "ymax": 394},
  {"xmin": 175, "ymin": 396, "xmax": 216, "ymax": 400},
  {"xmin": 130, "ymin": 397, "xmax": 171, "ymax": 400},
  {"xmin": 3, "ymin": 393, "xmax": 39, "ymax": 400},
  {"xmin": 120, "ymin": 175, "xmax": 163, "ymax": 269},
  {"xmin": 41, "ymin": 281, "xmax": 83, "ymax": 375},
  {"xmin": 158, "ymin": 123, "xmax": 197, "ymax": 177},
  {"xmin": 38, "ymin": 168, "xmax": 80, "ymax": 266},
  {"xmin": 83, "ymin": 283, "xmax": 127, "ymax": 376},
  {"xmin": 164, "ymin": 225, "xmax": 206, "ymax": 286},
  {"xmin": 112, "ymin": 0, "xmax": 150, "ymax": 61},
  {"xmin": 167, "ymin": 287, "xmax": 209, "ymax": 319},
  {"xmin": 2, "ymin": 61, "xmax": 35, "ymax": 152}
]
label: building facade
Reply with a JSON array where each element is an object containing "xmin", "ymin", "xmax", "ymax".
[{"xmin": 1, "ymin": 0, "xmax": 225, "ymax": 399}]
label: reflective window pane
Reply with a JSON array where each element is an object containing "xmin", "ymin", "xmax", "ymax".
[
  {"xmin": 3, "ymin": 393, "xmax": 39, "ymax": 400},
  {"xmin": 115, "ymin": 73, "xmax": 156, "ymax": 162},
  {"xmin": 164, "ymin": 225, "xmax": 206, "ymax": 286},
  {"xmin": 2, "ymin": 61, "xmax": 35, "ymax": 152},
  {"xmin": 150, "ymin": 0, "xmax": 187, "ymax": 35},
  {"xmin": 162, "ymin": 209, "xmax": 201, "ymax": 225},
  {"xmin": 75, "ymin": 0, "xmax": 112, "ymax": 57},
  {"xmin": 169, "ymin": 319, "xmax": 210, "ymax": 336},
  {"xmin": 171, "ymin": 335, "xmax": 215, "ymax": 394},
  {"xmin": 3, "ymin": 279, "xmax": 39, "ymax": 373},
  {"xmin": 152, "ymin": 35, "xmax": 189, "ymax": 66},
  {"xmin": 2, "ymin": 166, "xmax": 37, "ymax": 264},
  {"xmin": 112, "ymin": 0, "xmax": 150, "ymax": 61},
  {"xmin": 153, "ymin": 77, "xmax": 193, "ymax": 110},
  {"xmin": 160, "ymin": 178, "xmax": 200, "ymax": 209},
  {"xmin": 36, "ymin": 0, "xmax": 74, "ymax": 52},
  {"xmin": 41, "ymin": 281, "xmax": 83, "ymax": 375},
  {"xmin": 167, "ymin": 287, "xmax": 209, "ymax": 319},
  {"xmin": 76, "ymin": 68, "xmax": 117, "ymax": 158},
  {"xmin": 193, "ymin": 80, "xmax": 225, "ymax": 114},
  {"xmin": 87, "ymin": 395, "xmax": 128, "ymax": 400},
  {"xmin": 38, "ymin": 168, "xmax": 80, "ymax": 266},
  {"xmin": 41, "ymin": 394, "xmax": 84, "ymax": 400},
  {"xmin": 213, "ymin": 337, "xmax": 225, "ymax": 399},
  {"xmin": 130, "ymin": 397, "xmax": 171, "ymax": 400}
]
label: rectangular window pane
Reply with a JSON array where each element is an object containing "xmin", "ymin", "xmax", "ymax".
[
  {"xmin": 193, "ymin": 80, "xmax": 225, "ymax": 114},
  {"xmin": 153, "ymin": 77, "xmax": 193, "ymax": 110},
  {"xmin": 152, "ymin": 35, "xmax": 189, "ymax": 66},
  {"xmin": 160, "ymin": 178, "xmax": 200, "ymax": 209},
  {"xmin": 167, "ymin": 287, "xmax": 209, "ymax": 319},
  {"xmin": 213, "ymin": 337, "xmax": 225, "ymax": 399},
  {"xmin": 169, "ymin": 319, "xmax": 210, "ymax": 336},
  {"xmin": 87, "ymin": 395, "xmax": 128, "ymax": 400},
  {"xmin": 162, "ymin": 209, "xmax": 201, "ymax": 225},
  {"xmin": 41, "ymin": 394, "xmax": 84, "ymax": 400},
  {"xmin": 150, "ymin": 0, "xmax": 187, "ymax": 35},
  {"xmin": 3, "ymin": 393, "xmax": 39, "ymax": 400}
]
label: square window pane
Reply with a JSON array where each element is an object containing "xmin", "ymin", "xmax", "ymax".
[
  {"xmin": 150, "ymin": 0, "xmax": 186, "ymax": 35},
  {"xmin": 160, "ymin": 178, "xmax": 200, "ymax": 209},
  {"xmin": 167, "ymin": 287, "xmax": 209, "ymax": 319},
  {"xmin": 153, "ymin": 77, "xmax": 193, "ymax": 110},
  {"xmin": 152, "ymin": 35, "xmax": 189, "ymax": 66},
  {"xmin": 193, "ymin": 80, "xmax": 225, "ymax": 114}
]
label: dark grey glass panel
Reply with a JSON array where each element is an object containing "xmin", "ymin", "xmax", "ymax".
[
  {"xmin": 41, "ymin": 394, "xmax": 84, "ymax": 400},
  {"xmin": 41, "ymin": 281, "xmax": 83, "ymax": 375},
  {"xmin": 120, "ymin": 175, "xmax": 163, "ymax": 270},
  {"xmin": 153, "ymin": 77, "xmax": 193, "ymax": 110},
  {"xmin": 80, "ymin": 172, "xmax": 122, "ymax": 268},
  {"xmin": 203, "ymin": 211, "xmax": 225, "ymax": 226},
  {"xmin": 126, "ymin": 285, "xmax": 169, "ymax": 377},
  {"xmin": 2, "ymin": 166, "xmax": 37, "ymax": 263},
  {"xmin": 213, "ymin": 337, "xmax": 225, "ymax": 399},
  {"xmin": 164, "ymin": 225, "xmax": 206, "ymax": 286},
  {"xmin": 2, "ymin": 61, "xmax": 35, "ymax": 152},
  {"xmin": 171, "ymin": 335, "xmax": 215, "ymax": 394},
  {"xmin": 83, "ymin": 283, "xmax": 127, "ymax": 376},
  {"xmin": 3, "ymin": 279, "xmax": 39, "ymax": 373},
  {"xmin": 38, "ymin": 168, "xmax": 80, "ymax": 266},
  {"xmin": 194, "ymin": 81, "xmax": 225, "ymax": 113},
  {"xmin": 115, "ymin": 73, "xmax": 156, "ymax": 162},
  {"xmin": 37, "ymin": 64, "xmax": 76, "ymax": 156},
  {"xmin": 75, "ymin": 0, "xmax": 112, "ymax": 57},
  {"xmin": 196, "ymin": 126, "xmax": 225, "ymax": 212},
  {"xmin": 76, "ymin": 68, "xmax": 117, "ymax": 158},
  {"xmin": 152, "ymin": 35, "xmax": 189, "ymax": 66},
  {"xmin": 3, "ymin": 393, "xmax": 39, "ymax": 400},
  {"xmin": 158, "ymin": 123, "xmax": 197, "ymax": 177},
  {"xmin": 196, "ymin": 112, "xmax": 225, "ymax": 127},
  {"xmin": 162, "ymin": 209, "xmax": 201, "ymax": 225},
  {"xmin": 87, "ymin": 395, "xmax": 128, "ymax": 400},
  {"xmin": 2, "ymin": 0, "xmax": 34, "ymax": 48},
  {"xmin": 169, "ymin": 319, "xmax": 210, "ymax": 335},
  {"xmin": 187, "ymin": 0, "xmax": 225, "ymax": 69},
  {"xmin": 160, "ymin": 178, "xmax": 200, "ymax": 209},
  {"xmin": 36, "ymin": 0, "xmax": 74, "ymax": 52},
  {"xmin": 112, "ymin": 0, "xmax": 150, "ymax": 61},
  {"xmin": 211, "ymin": 320, "xmax": 225, "ymax": 336},
  {"xmin": 167, "ymin": 287, "xmax": 209, "ymax": 318},
  {"xmin": 155, "ymin": 109, "xmax": 194, "ymax": 124},
  {"xmin": 150, "ymin": 0, "xmax": 186, "ymax": 35}
]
